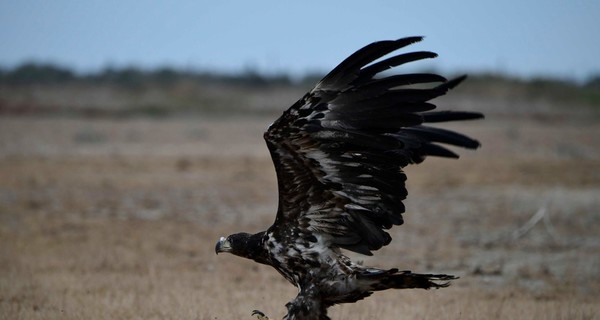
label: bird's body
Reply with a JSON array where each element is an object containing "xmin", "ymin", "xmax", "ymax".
[{"xmin": 215, "ymin": 37, "xmax": 483, "ymax": 320}]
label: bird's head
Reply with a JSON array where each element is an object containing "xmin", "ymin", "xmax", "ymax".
[
  {"xmin": 215, "ymin": 231, "xmax": 269, "ymax": 264},
  {"xmin": 215, "ymin": 232, "xmax": 252, "ymax": 256}
]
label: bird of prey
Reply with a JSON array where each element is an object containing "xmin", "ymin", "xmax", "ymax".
[{"xmin": 215, "ymin": 36, "xmax": 483, "ymax": 320}]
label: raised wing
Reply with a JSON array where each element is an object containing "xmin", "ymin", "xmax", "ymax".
[{"xmin": 265, "ymin": 37, "xmax": 482, "ymax": 255}]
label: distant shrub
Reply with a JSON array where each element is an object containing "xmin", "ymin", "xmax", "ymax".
[
  {"xmin": 586, "ymin": 74, "xmax": 600, "ymax": 89},
  {"xmin": 87, "ymin": 67, "xmax": 146, "ymax": 88},
  {"xmin": 2, "ymin": 63, "xmax": 75, "ymax": 85}
]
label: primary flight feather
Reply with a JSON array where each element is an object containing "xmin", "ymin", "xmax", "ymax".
[{"xmin": 215, "ymin": 36, "xmax": 483, "ymax": 320}]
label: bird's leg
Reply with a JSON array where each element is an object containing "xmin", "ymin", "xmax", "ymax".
[{"xmin": 252, "ymin": 309, "xmax": 270, "ymax": 320}]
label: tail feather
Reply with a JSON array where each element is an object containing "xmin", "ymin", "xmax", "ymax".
[{"xmin": 361, "ymin": 269, "xmax": 458, "ymax": 291}]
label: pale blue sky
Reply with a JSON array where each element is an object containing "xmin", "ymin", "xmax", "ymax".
[{"xmin": 1, "ymin": 1, "xmax": 598, "ymax": 81}]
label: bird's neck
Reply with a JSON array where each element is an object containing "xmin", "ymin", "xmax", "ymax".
[{"xmin": 243, "ymin": 231, "xmax": 270, "ymax": 265}]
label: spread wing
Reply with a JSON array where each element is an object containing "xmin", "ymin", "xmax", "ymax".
[{"xmin": 264, "ymin": 37, "xmax": 483, "ymax": 255}]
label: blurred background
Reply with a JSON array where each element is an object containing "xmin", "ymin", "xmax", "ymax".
[{"xmin": 1, "ymin": 1, "xmax": 599, "ymax": 319}]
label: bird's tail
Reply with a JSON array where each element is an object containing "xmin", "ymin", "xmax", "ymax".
[{"xmin": 359, "ymin": 268, "xmax": 458, "ymax": 291}]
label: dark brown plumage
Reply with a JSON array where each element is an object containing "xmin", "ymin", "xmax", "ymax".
[{"xmin": 215, "ymin": 37, "xmax": 483, "ymax": 320}]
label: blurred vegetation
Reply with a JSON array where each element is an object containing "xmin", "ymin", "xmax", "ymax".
[
  {"xmin": 0, "ymin": 63, "xmax": 312, "ymax": 87},
  {"xmin": 0, "ymin": 62, "xmax": 598, "ymax": 117},
  {"xmin": 458, "ymin": 73, "xmax": 600, "ymax": 107}
]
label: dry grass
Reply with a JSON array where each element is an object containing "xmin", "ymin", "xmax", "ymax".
[{"xmin": 1, "ymin": 101, "xmax": 599, "ymax": 319}]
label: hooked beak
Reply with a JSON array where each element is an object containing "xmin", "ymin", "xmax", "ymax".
[{"xmin": 215, "ymin": 236, "xmax": 231, "ymax": 254}]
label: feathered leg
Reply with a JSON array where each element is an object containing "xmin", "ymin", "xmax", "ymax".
[{"xmin": 284, "ymin": 283, "xmax": 330, "ymax": 320}]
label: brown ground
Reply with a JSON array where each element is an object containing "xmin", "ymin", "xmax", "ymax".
[{"xmin": 1, "ymin": 93, "xmax": 600, "ymax": 319}]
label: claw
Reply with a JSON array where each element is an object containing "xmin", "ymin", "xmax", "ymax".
[{"xmin": 252, "ymin": 309, "xmax": 269, "ymax": 320}]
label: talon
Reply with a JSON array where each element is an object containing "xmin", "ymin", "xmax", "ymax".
[{"xmin": 252, "ymin": 309, "xmax": 269, "ymax": 320}]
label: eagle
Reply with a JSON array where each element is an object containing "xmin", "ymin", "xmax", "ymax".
[{"xmin": 215, "ymin": 37, "xmax": 483, "ymax": 320}]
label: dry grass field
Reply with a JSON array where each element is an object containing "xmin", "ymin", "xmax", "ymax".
[{"xmin": 1, "ymin": 87, "xmax": 600, "ymax": 319}]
